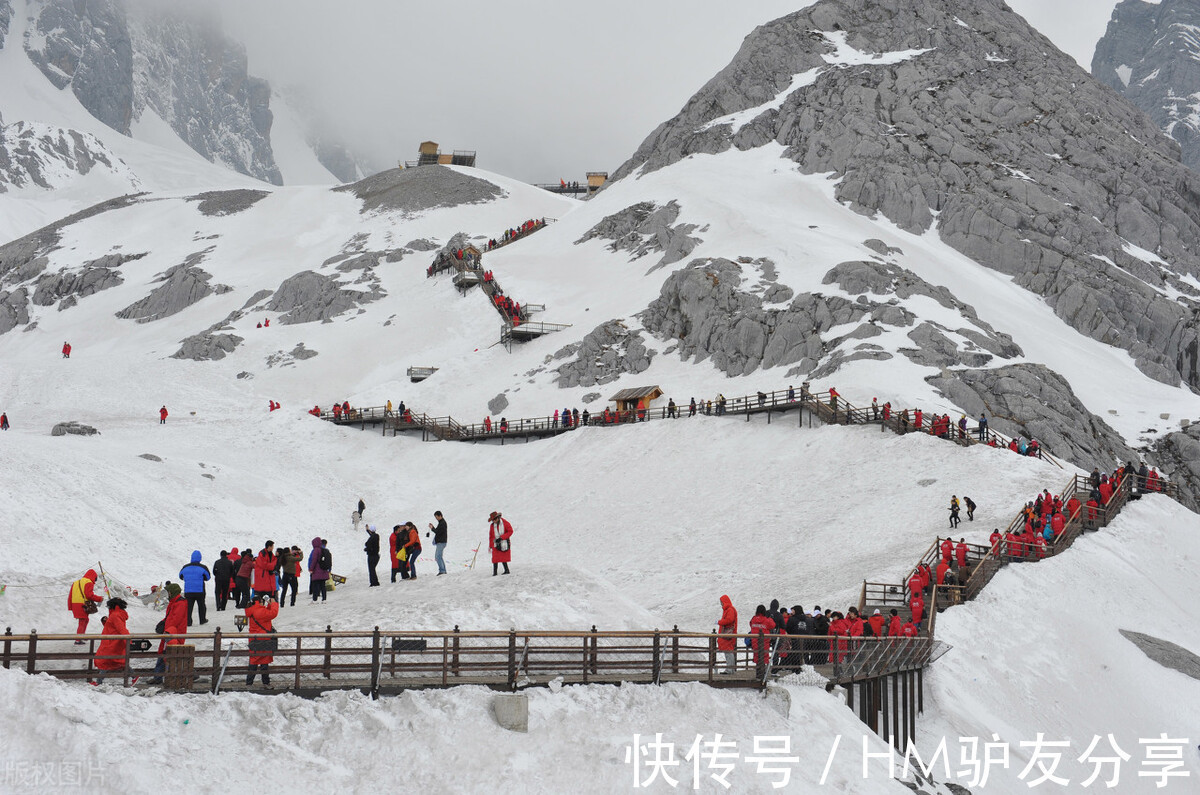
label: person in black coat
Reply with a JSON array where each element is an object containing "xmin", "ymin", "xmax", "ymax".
[
  {"xmin": 212, "ymin": 551, "xmax": 234, "ymax": 611},
  {"xmin": 807, "ymin": 608, "xmax": 829, "ymax": 664},
  {"xmin": 364, "ymin": 525, "xmax": 381, "ymax": 587},
  {"xmin": 428, "ymin": 511, "xmax": 449, "ymax": 575}
]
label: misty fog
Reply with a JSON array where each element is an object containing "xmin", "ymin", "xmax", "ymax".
[{"xmin": 180, "ymin": 0, "xmax": 1119, "ymax": 184}]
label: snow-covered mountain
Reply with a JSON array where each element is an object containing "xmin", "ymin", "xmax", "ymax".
[
  {"xmin": 1093, "ymin": 0, "xmax": 1200, "ymax": 174},
  {"xmin": 1, "ymin": 0, "xmax": 1199, "ymax": 791},
  {"xmin": 0, "ymin": 0, "xmax": 374, "ymax": 243}
]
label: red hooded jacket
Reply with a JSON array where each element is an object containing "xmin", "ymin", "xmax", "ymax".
[
  {"xmin": 95, "ymin": 606, "xmax": 130, "ymax": 671},
  {"xmin": 717, "ymin": 596, "xmax": 737, "ymax": 651}
]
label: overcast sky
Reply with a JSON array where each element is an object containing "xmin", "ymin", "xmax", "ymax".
[{"xmin": 209, "ymin": 0, "xmax": 1126, "ymax": 184}]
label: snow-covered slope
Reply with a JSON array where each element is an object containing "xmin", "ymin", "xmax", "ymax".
[{"xmin": 1, "ymin": 0, "xmax": 1199, "ymax": 791}]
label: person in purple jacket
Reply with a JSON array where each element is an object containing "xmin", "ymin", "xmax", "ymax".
[{"xmin": 308, "ymin": 537, "xmax": 331, "ymax": 602}]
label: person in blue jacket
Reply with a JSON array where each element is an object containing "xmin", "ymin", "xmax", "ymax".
[{"xmin": 179, "ymin": 550, "xmax": 211, "ymax": 626}]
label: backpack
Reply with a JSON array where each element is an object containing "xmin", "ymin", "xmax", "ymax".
[{"xmin": 319, "ymin": 548, "xmax": 332, "ymax": 571}]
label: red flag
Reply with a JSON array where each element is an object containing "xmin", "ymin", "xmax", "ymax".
[{"xmin": 560, "ymin": 178, "xmax": 566, "ymax": 187}]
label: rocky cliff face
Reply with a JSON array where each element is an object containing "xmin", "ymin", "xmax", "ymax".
[
  {"xmin": 128, "ymin": 5, "xmax": 280, "ymax": 184},
  {"xmin": 1093, "ymin": 0, "xmax": 1200, "ymax": 174},
  {"xmin": 613, "ymin": 0, "xmax": 1200, "ymax": 394},
  {"xmin": 1, "ymin": 1, "xmax": 13, "ymax": 50},
  {"xmin": 0, "ymin": 121, "xmax": 133, "ymax": 191},
  {"xmin": 20, "ymin": 0, "xmax": 280, "ymax": 183}
]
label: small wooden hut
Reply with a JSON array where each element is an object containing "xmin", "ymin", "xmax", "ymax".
[{"xmin": 609, "ymin": 385, "xmax": 664, "ymax": 414}]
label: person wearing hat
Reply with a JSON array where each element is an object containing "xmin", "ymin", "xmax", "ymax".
[
  {"xmin": 488, "ymin": 511, "xmax": 513, "ymax": 576},
  {"xmin": 364, "ymin": 524, "xmax": 381, "ymax": 587},
  {"xmin": 92, "ymin": 598, "xmax": 132, "ymax": 684},
  {"xmin": 68, "ymin": 569, "xmax": 104, "ymax": 643},
  {"xmin": 147, "ymin": 583, "xmax": 187, "ymax": 684},
  {"xmin": 868, "ymin": 609, "xmax": 885, "ymax": 637}
]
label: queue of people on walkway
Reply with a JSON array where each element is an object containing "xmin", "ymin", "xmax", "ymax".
[
  {"xmin": 717, "ymin": 597, "xmax": 921, "ymax": 676},
  {"xmin": 485, "ymin": 218, "xmax": 546, "ymax": 251}
]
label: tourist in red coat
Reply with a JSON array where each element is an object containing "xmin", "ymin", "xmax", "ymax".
[
  {"xmin": 989, "ymin": 529, "xmax": 1002, "ymax": 557},
  {"xmin": 488, "ymin": 511, "xmax": 513, "ymax": 576},
  {"xmin": 954, "ymin": 539, "xmax": 969, "ymax": 568},
  {"xmin": 68, "ymin": 569, "xmax": 104, "ymax": 639},
  {"xmin": 146, "ymin": 583, "xmax": 187, "ymax": 684},
  {"xmin": 749, "ymin": 605, "xmax": 776, "ymax": 667},
  {"xmin": 1066, "ymin": 497, "xmax": 1081, "ymax": 520},
  {"xmin": 910, "ymin": 594, "xmax": 925, "ymax": 629},
  {"xmin": 253, "ymin": 542, "xmax": 278, "ymax": 597},
  {"xmin": 1050, "ymin": 511, "xmax": 1066, "ymax": 537},
  {"xmin": 940, "ymin": 537, "xmax": 954, "ymax": 561},
  {"xmin": 159, "ymin": 405, "xmax": 168, "ymax": 424},
  {"xmin": 93, "ymin": 598, "xmax": 130, "ymax": 683},
  {"xmin": 827, "ymin": 612, "xmax": 848, "ymax": 664},
  {"xmin": 900, "ymin": 621, "xmax": 918, "ymax": 638},
  {"xmin": 868, "ymin": 609, "xmax": 886, "ymax": 637},
  {"xmin": 245, "ymin": 594, "xmax": 280, "ymax": 687},
  {"xmin": 907, "ymin": 571, "xmax": 923, "ymax": 600},
  {"xmin": 887, "ymin": 609, "xmax": 902, "ymax": 638},
  {"xmin": 1099, "ymin": 480, "xmax": 1114, "ymax": 505},
  {"xmin": 936, "ymin": 559, "xmax": 950, "ymax": 586},
  {"xmin": 716, "ymin": 595, "xmax": 737, "ymax": 674}
]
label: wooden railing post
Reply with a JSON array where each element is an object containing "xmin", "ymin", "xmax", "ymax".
[
  {"xmin": 671, "ymin": 625, "xmax": 680, "ymax": 674},
  {"xmin": 589, "ymin": 625, "xmax": 598, "ymax": 675},
  {"xmin": 708, "ymin": 633, "xmax": 716, "ymax": 684},
  {"xmin": 294, "ymin": 635, "xmax": 302, "ymax": 691},
  {"xmin": 212, "ymin": 628, "xmax": 222, "ymax": 682},
  {"xmin": 27, "ymin": 631, "xmax": 37, "ymax": 675},
  {"xmin": 323, "ymin": 625, "xmax": 333, "ymax": 679},
  {"xmin": 452, "ymin": 625, "xmax": 460, "ymax": 677},
  {"xmin": 2, "ymin": 628, "xmax": 10, "ymax": 670},
  {"xmin": 507, "ymin": 630, "xmax": 518, "ymax": 691},
  {"xmin": 652, "ymin": 630, "xmax": 662, "ymax": 685},
  {"xmin": 370, "ymin": 627, "xmax": 381, "ymax": 696}
]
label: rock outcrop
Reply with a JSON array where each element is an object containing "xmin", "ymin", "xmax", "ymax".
[
  {"xmin": 641, "ymin": 255, "xmax": 1016, "ymax": 379},
  {"xmin": 925, "ymin": 364, "xmax": 1139, "ymax": 469},
  {"xmin": 1148, "ymin": 424, "xmax": 1200, "ymax": 511},
  {"xmin": 1093, "ymin": 0, "xmax": 1200, "ymax": 173},
  {"xmin": 0, "ymin": 1, "xmax": 11, "ymax": 50},
  {"xmin": 335, "ymin": 165, "xmax": 504, "ymax": 216},
  {"xmin": 51, "ymin": 421, "xmax": 99, "ymax": 437},
  {"xmin": 1119, "ymin": 629, "xmax": 1200, "ymax": 681},
  {"xmin": 186, "ymin": 189, "xmax": 270, "ymax": 217},
  {"xmin": 172, "ymin": 310, "xmax": 244, "ymax": 361},
  {"xmin": 116, "ymin": 250, "xmax": 225, "ymax": 323},
  {"xmin": 612, "ymin": 0, "xmax": 1200, "ymax": 391},
  {"xmin": 21, "ymin": 0, "xmax": 282, "ymax": 183},
  {"xmin": 552, "ymin": 320, "xmax": 655, "ymax": 388},
  {"xmin": 266, "ymin": 270, "xmax": 383, "ymax": 324},
  {"xmin": 0, "ymin": 122, "xmax": 131, "ymax": 192},
  {"xmin": 575, "ymin": 201, "xmax": 702, "ymax": 271}
]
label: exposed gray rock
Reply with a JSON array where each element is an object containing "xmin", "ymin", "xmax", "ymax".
[
  {"xmin": 171, "ymin": 310, "xmax": 244, "ymax": 361},
  {"xmin": 334, "ymin": 252, "xmax": 383, "ymax": 273},
  {"xmin": 172, "ymin": 330, "xmax": 242, "ymax": 361},
  {"xmin": 51, "ymin": 421, "xmax": 99, "ymax": 437},
  {"xmin": 575, "ymin": 201, "xmax": 701, "ymax": 271},
  {"xmin": 24, "ymin": 0, "xmax": 134, "ymax": 134},
  {"xmin": 335, "ymin": 165, "xmax": 504, "ymax": 216},
  {"xmin": 0, "ymin": 122, "xmax": 127, "ymax": 191},
  {"xmin": 186, "ymin": 189, "xmax": 269, "ymax": 217},
  {"xmin": 0, "ymin": 1, "xmax": 10, "ymax": 50},
  {"xmin": 1094, "ymin": 1, "xmax": 1200, "ymax": 174},
  {"xmin": 405, "ymin": 238, "xmax": 439, "ymax": 252},
  {"xmin": 487, "ymin": 393, "xmax": 509, "ymax": 415},
  {"xmin": 925, "ymin": 364, "xmax": 1139, "ymax": 469},
  {"xmin": 582, "ymin": 392, "xmax": 601, "ymax": 404},
  {"xmin": 552, "ymin": 320, "xmax": 655, "ymax": 388},
  {"xmin": 0, "ymin": 288, "xmax": 30, "ymax": 334},
  {"xmin": 116, "ymin": 250, "xmax": 216, "ymax": 322},
  {"xmin": 240, "ymin": 288, "xmax": 273, "ymax": 309},
  {"xmin": 266, "ymin": 270, "xmax": 384, "ymax": 324},
  {"xmin": 138, "ymin": 453, "xmax": 162, "ymax": 462},
  {"xmin": 291, "ymin": 343, "xmax": 318, "ymax": 360},
  {"xmin": 1147, "ymin": 424, "xmax": 1200, "ymax": 511},
  {"xmin": 31, "ymin": 254, "xmax": 133, "ymax": 309},
  {"xmin": 611, "ymin": 0, "xmax": 1200, "ymax": 392},
  {"xmin": 264, "ymin": 343, "xmax": 317, "ymax": 369},
  {"xmin": 863, "ymin": 238, "xmax": 903, "ymax": 257},
  {"xmin": 1119, "ymin": 629, "xmax": 1200, "ymax": 681}
]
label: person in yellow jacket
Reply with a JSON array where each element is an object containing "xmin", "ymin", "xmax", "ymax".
[{"xmin": 68, "ymin": 569, "xmax": 104, "ymax": 642}]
